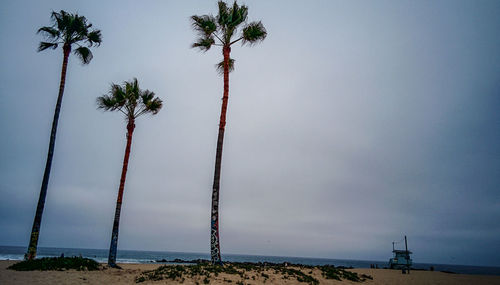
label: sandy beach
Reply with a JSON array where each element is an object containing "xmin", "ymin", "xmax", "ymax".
[{"xmin": 1, "ymin": 260, "xmax": 499, "ymax": 285}]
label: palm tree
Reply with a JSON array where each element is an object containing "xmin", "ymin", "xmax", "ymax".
[
  {"xmin": 97, "ymin": 78, "xmax": 163, "ymax": 268},
  {"xmin": 191, "ymin": 1, "xmax": 267, "ymax": 264},
  {"xmin": 26, "ymin": 10, "xmax": 102, "ymax": 260}
]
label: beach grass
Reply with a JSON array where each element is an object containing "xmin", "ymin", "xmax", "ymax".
[
  {"xmin": 7, "ymin": 256, "xmax": 100, "ymax": 271},
  {"xmin": 135, "ymin": 262, "xmax": 371, "ymax": 284},
  {"xmin": 2, "ymin": 260, "xmax": 500, "ymax": 285}
]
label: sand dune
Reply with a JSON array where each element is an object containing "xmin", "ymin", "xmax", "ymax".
[{"xmin": 1, "ymin": 260, "xmax": 499, "ymax": 284}]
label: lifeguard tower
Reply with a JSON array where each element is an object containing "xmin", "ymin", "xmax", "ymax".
[{"xmin": 389, "ymin": 236, "xmax": 412, "ymax": 269}]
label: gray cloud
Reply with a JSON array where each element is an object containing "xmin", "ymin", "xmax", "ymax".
[{"xmin": 1, "ymin": 0, "xmax": 499, "ymax": 267}]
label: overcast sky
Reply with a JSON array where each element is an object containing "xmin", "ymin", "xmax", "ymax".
[{"xmin": 1, "ymin": 0, "xmax": 499, "ymax": 267}]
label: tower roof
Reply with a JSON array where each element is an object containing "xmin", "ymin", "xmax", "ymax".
[{"xmin": 393, "ymin": 249, "xmax": 412, "ymax": 254}]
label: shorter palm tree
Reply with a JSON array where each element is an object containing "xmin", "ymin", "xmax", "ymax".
[{"xmin": 97, "ymin": 78, "xmax": 163, "ymax": 268}]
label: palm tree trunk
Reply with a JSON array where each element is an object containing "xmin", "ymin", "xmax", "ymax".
[
  {"xmin": 210, "ymin": 46, "xmax": 231, "ymax": 264},
  {"xmin": 108, "ymin": 118, "xmax": 135, "ymax": 267},
  {"xmin": 26, "ymin": 44, "xmax": 71, "ymax": 260}
]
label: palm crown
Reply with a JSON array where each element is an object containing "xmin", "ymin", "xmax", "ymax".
[
  {"xmin": 191, "ymin": 1, "xmax": 267, "ymax": 72},
  {"xmin": 38, "ymin": 10, "xmax": 102, "ymax": 64},
  {"xmin": 97, "ymin": 78, "xmax": 163, "ymax": 119}
]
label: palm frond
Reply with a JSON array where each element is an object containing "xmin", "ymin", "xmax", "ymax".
[
  {"xmin": 216, "ymin": 57, "xmax": 235, "ymax": 74},
  {"xmin": 141, "ymin": 90, "xmax": 154, "ymax": 104},
  {"xmin": 192, "ymin": 37, "xmax": 215, "ymax": 51},
  {"xmin": 111, "ymin": 83, "xmax": 126, "ymax": 104},
  {"xmin": 51, "ymin": 10, "xmax": 65, "ymax": 31},
  {"xmin": 74, "ymin": 46, "xmax": 93, "ymax": 64},
  {"xmin": 97, "ymin": 94, "xmax": 119, "ymax": 111},
  {"xmin": 242, "ymin": 21, "xmax": 267, "ymax": 45},
  {"xmin": 40, "ymin": 10, "xmax": 102, "ymax": 57},
  {"xmin": 128, "ymin": 78, "xmax": 140, "ymax": 101},
  {"xmin": 87, "ymin": 30, "xmax": 102, "ymax": 46},
  {"xmin": 70, "ymin": 14, "xmax": 85, "ymax": 32},
  {"xmin": 228, "ymin": 2, "xmax": 248, "ymax": 29},
  {"xmin": 147, "ymin": 97, "xmax": 163, "ymax": 115},
  {"xmin": 191, "ymin": 15, "xmax": 217, "ymax": 37},
  {"xmin": 97, "ymin": 83, "xmax": 127, "ymax": 115},
  {"xmin": 192, "ymin": 1, "xmax": 266, "ymax": 75},
  {"xmin": 38, "ymin": 42, "xmax": 58, "ymax": 52},
  {"xmin": 217, "ymin": 1, "xmax": 230, "ymax": 26},
  {"xmin": 215, "ymin": 1, "xmax": 251, "ymax": 44},
  {"xmin": 98, "ymin": 79, "xmax": 162, "ymax": 119},
  {"xmin": 67, "ymin": 15, "xmax": 88, "ymax": 44},
  {"xmin": 37, "ymin": 26, "xmax": 60, "ymax": 39},
  {"xmin": 140, "ymin": 90, "xmax": 163, "ymax": 115}
]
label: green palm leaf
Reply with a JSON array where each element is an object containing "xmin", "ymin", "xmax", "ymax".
[
  {"xmin": 73, "ymin": 46, "xmax": 93, "ymax": 64},
  {"xmin": 242, "ymin": 21, "xmax": 267, "ymax": 45},
  {"xmin": 97, "ymin": 78, "xmax": 163, "ymax": 119},
  {"xmin": 217, "ymin": 1, "xmax": 229, "ymax": 26},
  {"xmin": 38, "ymin": 42, "xmax": 58, "ymax": 51},
  {"xmin": 191, "ymin": 1, "xmax": 266, "ymax": 71},
  {"xmin": 216, "ymin": 58, "xmax": 235, "ymax": 74},
  {"xmin": 37, "ymin": 26, "xmax": 60, "ymax": 39},
  {"xmin": 87, "ymin": 30, "xmax": 102, "ymax": 46},
  {"xmin": 38, "ymin": 10, "xmax": 102, "ymax": 64},
  {"xmin": 192, "ymin": 37, "xmax": 216, "ymax": 51},
  {"xmin": 191, "ymin": 15, "xmax": 217, "ymax": 37},
  {"xmin": 228, "ymin": 2, "xmax": 248, "ymax": 29}
]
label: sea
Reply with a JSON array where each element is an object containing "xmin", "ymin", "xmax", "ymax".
[{"xmin": 1, "ymin": 245, "xmax": 499, "ymax": 276}]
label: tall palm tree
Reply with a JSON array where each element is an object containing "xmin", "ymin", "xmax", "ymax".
[
  {"xmin": 97, "ymin": 78, "xmax": 163, "ymax": 268},
  {"xmin": 191, "ymin": 1, "xmax": 267, "ymax": 264},
  {"xmin": 27, "ymin": 10, "xmax": 102, "ymax": 260}
]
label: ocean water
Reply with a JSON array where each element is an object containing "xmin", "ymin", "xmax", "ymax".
[{"xmin": 1, "ymin": 245, "xmax": 499, "ymax": 276}]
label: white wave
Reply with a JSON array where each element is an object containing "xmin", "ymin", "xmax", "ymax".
[{"xmin": 0, "ymin": 254, "xmax": 24, "ymax": 261}]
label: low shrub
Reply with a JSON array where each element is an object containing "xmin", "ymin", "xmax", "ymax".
[{"xmin": 8, "ymin": 257, "xmax": 100, "ymax": 271}]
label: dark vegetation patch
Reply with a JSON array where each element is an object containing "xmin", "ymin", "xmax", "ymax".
[
  {"xmin": 361, "ymin": 274, "xmax": 373, "ymax": 280},
  {"xmin": 136, "ymin": 263, "xmax": 244, "ymax": 283},
  {"xmin": 319, "ymin": 265, "xmax": 372, "ymax": 282},
  {"xmin": 8, "ymin": 257, "xmax": 100, "ymax": 271},
  {"xmin": 136, "ymin": 261, "xmax": 370, "ymax": 284}
]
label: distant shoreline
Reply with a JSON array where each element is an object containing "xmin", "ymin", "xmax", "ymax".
[{"xmin": 1, "ymin": 245, "xmax": 500, "ymax": 276}]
